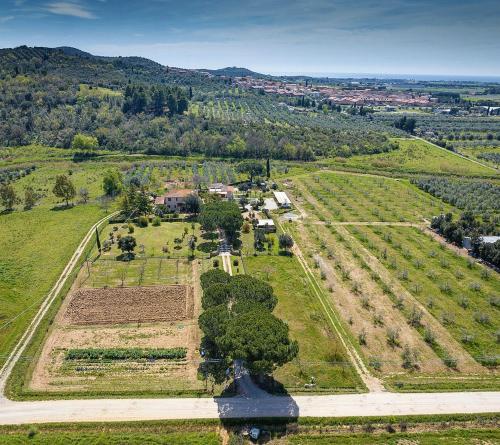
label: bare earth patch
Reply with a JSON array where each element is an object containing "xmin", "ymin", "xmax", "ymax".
[{"xmin": 64, "ymin": 285, "xmax": 192, "ymax": 325}]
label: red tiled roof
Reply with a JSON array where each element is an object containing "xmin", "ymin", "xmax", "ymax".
[{"xmin": 164, "ymin": 189, "xmax": 194, "ymax": 198}]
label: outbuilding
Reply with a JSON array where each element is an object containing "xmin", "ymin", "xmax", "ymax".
[
  {"xmin": 273, "ymin": 191, "xmax": 292, "ymax": 208},
  {"xmin": 256, "ymin": 219, "xmax": 276, "ymax": 233}
]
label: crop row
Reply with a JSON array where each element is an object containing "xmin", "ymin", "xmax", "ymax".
[{"xmin": 65, "ymin": 347, "xmax": 188, "ymax": 361}]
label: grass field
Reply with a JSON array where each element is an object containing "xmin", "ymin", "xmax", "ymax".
[
  {"xmin": 241, "ymin": 225, "xmax": 364, "ymax": 393},
  {"xmin": 285, "ymin": 429, "xmax": 500, "ymax": 444},
  {"xmin": 333, "ymin": 138, "xmax": 496, "ymax": 176},
  {"xmin": 0, "ymin": 159, "xmax": 111, "ymax": 367}
]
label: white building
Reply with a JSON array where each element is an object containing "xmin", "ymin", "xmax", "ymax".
[
  {"xmin": 273, "ymin": 191, "xmax": 292, "ymax": 208},
  {"xmin": 256, "ymin": 219, "xmax": 276, "ymax": 233}
]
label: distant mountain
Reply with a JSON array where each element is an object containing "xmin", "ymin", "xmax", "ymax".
[
  {"xmin": 202, "ymin": 66, "xmax": 268, "ymax": 78},
  {"xmin": 56, "ymin": 46, "xmax": 95, "ymax": 58},
  {"xmin": 0, "ymin": 46, "xmax": 212, "ymax": 87}
]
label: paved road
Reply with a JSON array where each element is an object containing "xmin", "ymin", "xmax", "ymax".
[{"xmin": 0, "ymin": 392, "xmax": 499, "ymax": 424}]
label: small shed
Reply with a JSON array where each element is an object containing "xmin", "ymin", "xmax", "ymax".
[{"xmin": 256, "ymin": 219, "xmax": 276, "ymax": 233}]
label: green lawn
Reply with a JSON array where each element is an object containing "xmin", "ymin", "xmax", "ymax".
[
  {"xmin": 335, "ymin": 138, "xmax": 496, "ymax": 176},
  {"xmin": 99, "ymin": 222, "xmax": 203, "ymax": 259},
  {"xmin": 0, "ymin": 431, "xmax": 219, "ymax": 444}
]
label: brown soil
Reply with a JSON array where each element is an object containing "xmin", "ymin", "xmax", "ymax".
[{"xmin": 64, "ymin": 285, "xmax": 192, "ymax": 325}]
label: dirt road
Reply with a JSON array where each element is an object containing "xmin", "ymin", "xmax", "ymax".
[{"xmin": 0, "ymin": 391, "xmax": 499, "ymax": 424}]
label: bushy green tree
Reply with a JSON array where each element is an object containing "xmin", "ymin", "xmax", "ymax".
[
  {"xmin": 71, "ymin": 133, "xmax": 99, "ymax": 151},
  {"xmin": 103, "ymin": 170, "xmax": 123, "ymax": 196},
  {"xmin": 53, "ymin": 174, "xmax": 76, "ymax": 207},
  {"xmin": 0, "ymin": 183, "xmax": 19, "ymax": 210},
  {"xmin": 237, "ymin": 160, "xmax": 264, "ymax": 182}
]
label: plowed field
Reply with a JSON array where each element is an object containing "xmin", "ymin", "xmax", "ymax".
[{"xmin": 65, "ymin": 285, "xmax": 193, "ymax": 325}]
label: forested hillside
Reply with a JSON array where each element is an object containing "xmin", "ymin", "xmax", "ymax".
[{"xmin": 0, "ymin": 46, "xmax": 398, "ymax": 160}]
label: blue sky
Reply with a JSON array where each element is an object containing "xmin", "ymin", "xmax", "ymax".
[{"xmin": 0, "ymin": 0, "xmax": 499, "ymax": 76}]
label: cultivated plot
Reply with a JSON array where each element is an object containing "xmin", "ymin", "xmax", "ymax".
[{"xmin": 292, "ymin": 171, "xmax": 454, "ymax": 223}]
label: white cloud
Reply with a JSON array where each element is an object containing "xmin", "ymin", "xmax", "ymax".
[
  {"xmin": 0, "ymin": 15, "xmax": 15, "ymax": 23},
  {"xmin": 44, "ymin": 1, "xmax": 96, "ymax": 19}
]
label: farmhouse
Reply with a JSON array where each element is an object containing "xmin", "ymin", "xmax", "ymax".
[
  {"xmin": 208, "ymin": 183, "xmax": 235, "ymax": 200},
  {"xmin": 256, "ymin": 218, "xmax": 276, "ymax": 233},
  {"xmin": 155, "ymin": 189, "xmax": 195, "ymax": 212},
  {"xmin": 273, "ymin": 191, "xmax": 292, "ymax": 208}
]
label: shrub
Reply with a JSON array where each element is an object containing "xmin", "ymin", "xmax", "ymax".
[
  {"xmin": 152, "ymin": 216, "xmax": 161, "ymax": 226},
  {"xmin": 439, "ymin": 281, "xmax": 452, "ymax": 294},
  {"xmin": 358, "ymin": 329, "xmax": 367, "ymax": 346},
  {"xmin": 423, "ymin": 327, "xmax": 435, "ymax": 345},
  {"xmin": 372, "ymin": 312, "xmax": 384, "ymax": 327},
  {"xmin": 443, "ymin": 356, "xmax": 458, "ymax": 369},
  {"xmin": 213, "ymin": 259, "xmax": 220, "ymax": 268},
  {"xmin": 233, "ymin": 258, "xmax": 239, "ymax": 267},
  {"xmin": 369, "ymin": 357, "xmax": 382, "ymax": 371},
  {"xmin": 137, "ymin": 216, "xmax": 148, "ymax": 227},
  {"xmin": 407, "ymin": 306, "xmax": 423, "ymax": 327},
  {"xmin": 469, "ymin": 282, "xmax": 481, "ymax": 292},
  {"xmin": 387, "ymin": 328, "xmax": 400, "ymax": 347},
  {"xmin": 127, "ymin": 223, "xmax": 134, "ymax": 233},
  {"xmin": 474, "ymin": 312, "xmax": 490, "ymax": 325},
  {"xmin": 441, "ymin": 311, "xmax": 455, "ymax": 325},
  {"xmin": 480, "ymin": 268, "xmax": 491, "ymax": 280},
  {"xmin": 458, "ymin": 296, "xmax": 469, "ymax": 309},
  {"xmin": 489, "ymin": 295, "xmax": 500, "ymax": 308},
  {"xmin": 360, "ymin": 295, "xmax": 371, "ymax": 310},
  {"xmin": 461, "ymin": 332, "xmax": 475, "ymax": 344},
  {"xmin": 454, "ymin": 269, "xmax": 464, "ymax": 280},
  {"xmin": 401, "ymin": 345, "xmax": 419, "ymax": 370}
]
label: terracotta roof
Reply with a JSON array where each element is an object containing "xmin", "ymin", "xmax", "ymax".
[{"xmin": 164, "ymin": 189, "xmax": 194, "ymax": 198}]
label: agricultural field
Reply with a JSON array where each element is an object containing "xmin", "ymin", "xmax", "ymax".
[
  {"xmin": 349, "ymin": 226, "xmax": 500, "ymax": 368},
  {"xmin": 413, "ymin": 176, "xmax": 500, "ymax": 217},
  {"xmin": 374, "ymin": 112, "xmax": 500, "ymax": 149},
  {"xmin": 16, "ymin": 219, "xmax": 219, "ymax": 397},
  {"xmin": 283, "ymin": 171, "xmax": 499, "ymax": 391},
  {"xmin": 333, "ymin": 138, "xmax": 497, "ymax": 176},
  {"xmin": 291, "ymin": 171, "xmax": 455, "ymax": 223}
]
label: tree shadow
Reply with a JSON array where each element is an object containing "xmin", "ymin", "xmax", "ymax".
[
  {"xmin": 116, "ymin": 252, "xmax": 135, "ymax": 261},
  {"xmin": 50, "ymin": 203, "xmax": 75, "ymax": 211},
  {"xmin": 215, "ymin": 374, "xmax": 299, "ymax": 437},
  {"xmin": 215, "ymin": 394, "xmax": 299, "ymax": 441}
]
